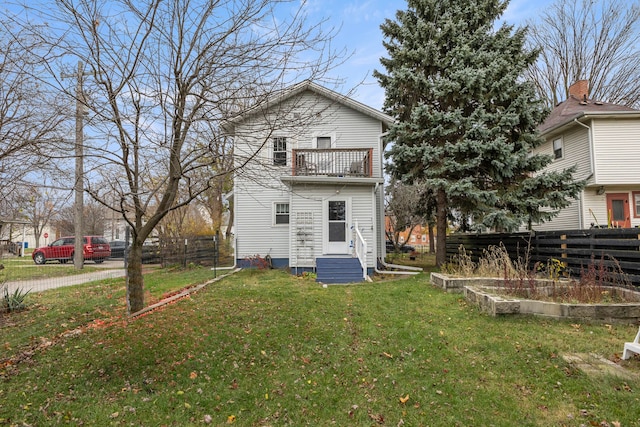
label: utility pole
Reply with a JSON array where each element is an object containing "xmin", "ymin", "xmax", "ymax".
[{"xmin": 62, "ymin": 61, "xmax": 91, "ymax": 270}]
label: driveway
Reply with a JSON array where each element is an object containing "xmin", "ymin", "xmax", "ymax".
[{"xmin": 4, "ymin": 260, "xmax": 127, "ymax": 294}]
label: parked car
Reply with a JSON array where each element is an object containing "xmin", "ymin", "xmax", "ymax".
[
  {"xmin": 385, "ymin": 241, "xmax": 415, "ymax": 253},
  {"xmin": 109, "ymin": 240, "xmax": 129, "ymax": 258},
  {"xmin": 32, "ymin": 236, "xmax": 111, "ymax": 265}
]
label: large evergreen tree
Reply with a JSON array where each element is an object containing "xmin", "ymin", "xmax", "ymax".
[{"xmin": 374, "ymin": 0, "xmax": 583, "ymax": 266}]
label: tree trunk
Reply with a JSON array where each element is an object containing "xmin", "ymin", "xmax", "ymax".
[
  {"xmin": 126, "ymin": 241, "xmax": 145, "ymax": 314},
  {"xmin": 428, "ymin": 221, "xmax": 435, "ymax": 253},
  {"xmin": 435, "ymin": 189, "xmax": 447, "ymax": 266},
  {"xmin": 225, "ymin": 196, "xmax": 234, "ymax": 240}
]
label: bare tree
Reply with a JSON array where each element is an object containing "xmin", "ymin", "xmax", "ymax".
[
  {"xmin": 54, "ymin": 198, "xmax": 106, "ymax": 237},
  {"xmin": 11, "ymin": 0, "xmax": 342, "ymax": 313},
  {"xmin": 18, "ymin": 185, "xmax": 64, "ymax": 248},
  {"xmin": 526, "ymin": 0, "xmax": 640, "ymax": 108},
  {"xmin": 0, "ymin": 23, "xmax": 68, "ymax": 213},
  {"xmin": 196, "ymin": 134, "xmax": 234, "ymax": 239},
  {"xmin": 385, "ymin": 179, "xmax": 432, "ymax": 252}
]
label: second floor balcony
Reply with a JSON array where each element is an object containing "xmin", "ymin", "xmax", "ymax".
[{"xmin": 292, "ymin": 148, "xmax": 373, "ymax": 178}]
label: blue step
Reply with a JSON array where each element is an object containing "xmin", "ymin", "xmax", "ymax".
[{"xmin": 316, "ymin": 257, "xmax": 364, "ymax": 284}]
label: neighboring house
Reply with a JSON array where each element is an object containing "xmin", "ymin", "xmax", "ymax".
[
  {"xmin": 384, "ymin": 216, "xmax": 431, "ymax": 249},
  {"xmin": 224, "ymin": 81, "xmax": 393, "ymax": 282},
  {"xmin": 531, "ymin": 80, "xmax": 640, "ymax": 230}
]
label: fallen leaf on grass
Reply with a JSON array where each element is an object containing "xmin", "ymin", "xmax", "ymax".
[
  {"xmin": 227, "ymin": 414, "xmax": 236, "ymax": 423},
  {"xmin": 399, "ymin": 394, "xmax": 410, "ymax": 404},
  {"xmin": 189, "ymin": 371, "xmax": 197, "ymax": 379}
]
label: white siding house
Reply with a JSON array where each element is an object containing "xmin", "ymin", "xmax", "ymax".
[
  {"xmin": 224, "ymin": 81, "xmax": 393, "ymax": 282},
  {"xmin": 531, "ymin": 80, "xmax": 640, "ymax": 230}
]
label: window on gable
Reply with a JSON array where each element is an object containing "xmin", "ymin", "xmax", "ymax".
[
  {"xmin": 273, "ymin": 137, "xmax": 287, "ymax": 166},
  {"xmin": 553, "ymin": 138, "xmax": 563, "ymax": 159},
  {"xmin": 274, "ymin": 203, "xmax": 290, "ymax": 225},
  {"xmin": 316, "ymin": 136, "xmax": 331, "ymax": 149}
]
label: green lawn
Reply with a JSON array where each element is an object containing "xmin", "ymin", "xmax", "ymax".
[
  {"xmin": 0, "ymin": 255, "xmax": 106, "ymax": 281},
  {"xmin": 1, "ymin": 266, "xmax": 640, "ymax": 426}
]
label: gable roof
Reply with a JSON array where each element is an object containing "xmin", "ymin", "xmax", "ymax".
[
  {"xmin": 539, "ymin": 94, "xmax": 639, "ymax": 135},
  {"xmin": 222, "ymin": 80, "xmax": 394, "ymax": 134}
]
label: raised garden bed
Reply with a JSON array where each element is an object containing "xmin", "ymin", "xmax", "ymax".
[{"xmin": 430, "ymin": 272, "xmax": 640, "ymax": 324}]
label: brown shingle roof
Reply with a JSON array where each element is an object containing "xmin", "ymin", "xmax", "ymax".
[{"xmin": 538, "ymin": 95, "xmax": 637, "ymax": 134}]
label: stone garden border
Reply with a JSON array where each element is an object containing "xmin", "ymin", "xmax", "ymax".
[{"xmin": 430, "ymin": 272, "xmax": 640, "ymax": 324}]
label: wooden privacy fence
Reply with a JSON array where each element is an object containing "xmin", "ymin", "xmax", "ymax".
[
  {"xmin": 140, "ymin": 235, "xmax": 222, "ymax": 267},
  {"xmin": 446, "ymin": 228, "xmax": 640, "ymax": 287}
]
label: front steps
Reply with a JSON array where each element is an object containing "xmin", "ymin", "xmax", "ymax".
[{"xmin": 316, "ymin": 257, "xmax": 364, "ymax": 284}]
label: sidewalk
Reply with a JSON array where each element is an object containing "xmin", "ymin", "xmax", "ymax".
[{"xmin": 4, "ymin": 269, "xmax": 126, "ymax": 294}]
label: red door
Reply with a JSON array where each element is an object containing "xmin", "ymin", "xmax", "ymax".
[{"xmin": 606, "ymin": 193, "xmax": 630, "ymax": 228}]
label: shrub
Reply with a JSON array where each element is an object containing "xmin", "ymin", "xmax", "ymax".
[
  {"xmin": 444, "ymin": 245, "xmax": 635, "ymax": 304},
  {"xmin": 1, "ymin": 283, "xmax": 30, "ymax": 313},
  {"xmin": 244, "ymin": 255, "xmax": 272, "ymax": 270}
]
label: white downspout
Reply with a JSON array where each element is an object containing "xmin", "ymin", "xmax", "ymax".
[
  {"xmin": 374, "ymin": 130, "xmax": 421, "ymax": 275},
  {"xmin": 573, "ymin": 118, "xmax": 594, "ymax": 229},
  {"xmin": 213, "ymin": 236, "xmax": 237, "ymax": 271}
]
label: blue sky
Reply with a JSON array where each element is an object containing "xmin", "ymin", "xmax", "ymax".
[{"xmin": 305, "ymin": 0, "xmax": 556, "ymax": 110}]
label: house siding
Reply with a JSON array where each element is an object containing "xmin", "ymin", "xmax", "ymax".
[
  {"xmin": 529, "ymin": 126, "xmax": 590, "ymax": 231},
  {"xmin": 234, "ymin": 178, "xmax": 291, "ymax": 261},
  {"xmin": 530, "ymin": 196, "xmax": 581, "ymax": 231},
  {"xmin": 583, "ymin": 190, "xmax": 608, "ymax": 228},
  {"xmin": 583, "ymin": 187, "xmax": 640, "ymax": 228},
  {"xmin": 232, "ymin": 86, "xmax": 387, "ymax": 267},
  {"xmin": 534, "ymin": 126, "xmax": 592, "ymax": 182},
  {"xmin": 288, "ymin": 184, "xmax": 376, "ymax": 268},
  {"xmin": 592, "ymin": 119, "xmax": 640, "ymax": 184}
]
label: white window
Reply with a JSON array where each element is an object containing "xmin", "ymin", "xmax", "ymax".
[
  {"xmin": 411, "ymin": 235, "xmax": 416, "ymax": 243},
  {"xmin": 274, "ymin": 203, "xmax": 290, "ymax": 225},
  {"xmin": 313, "ymin": 133, "xmax": 336, "ymax": 149},
  {"xmin": 422, "ymin": 235, "xmax": 427, "ymax": 242},
  {"xmin": 316, "ymin": 136, "xmax": 331, "ymax": 149},
  {"xmin": 553, "ymin": 138, "xmax": 563, "ymax": 160},
  {"xmin": 273, "ymin": 137, "xmax": 287, "ymax": 166}
]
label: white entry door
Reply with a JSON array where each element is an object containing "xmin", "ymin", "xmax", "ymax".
[{"xmin": 324, "ymin": 198, "xmax": 351, "ymax": 254}]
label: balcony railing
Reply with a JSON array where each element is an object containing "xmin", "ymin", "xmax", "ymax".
[{"xmin": 291, "ymin": 148, "xmax": 373, "ymax": 177}]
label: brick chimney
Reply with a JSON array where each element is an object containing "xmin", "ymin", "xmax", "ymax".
[{"xmin": 569, "ymin": 80, "xmax": 589, "ymax": 101}]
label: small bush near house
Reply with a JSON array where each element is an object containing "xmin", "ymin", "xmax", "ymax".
[{"xmin": 244, "ymin": 254, "xmax": 272, "ymax": 270}]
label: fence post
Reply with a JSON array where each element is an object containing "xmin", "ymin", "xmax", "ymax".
[
  {"xmin": 213, "ymin": 232, "xmax": 219, "ymax": 278},
  {"xmin": 183, "ymin": 238, "xmax": 188, "ymax": 268},
  {"xmin": 560, "ymin": 235, "xmax": 567, "ymax": 264}
]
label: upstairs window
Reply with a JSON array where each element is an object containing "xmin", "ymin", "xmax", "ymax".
[
  {"xmin": 273, "ymin": 137, "xmax": 287, "ymax": 166},
  {"xmin": 633, "ymin": 192, "xmax": 640, "ymax": 218},
  {"xmin": 316, "ymin": 136, "xmax": 332, "ymax": 149},
  {"xmin": 553, "ymin": 138, "xmax": 563, "ymax": 159}
]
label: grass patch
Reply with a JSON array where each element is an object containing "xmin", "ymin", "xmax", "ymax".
[
  {"xmin": 0, "ymin": 256, "xmax": 105, "ymax": 281},
  {"xmin": 385, "ymin": 251, "xmax": 437, "ymax": 273},
  {"xmin": 1, "ymin": 268, "xmax": 640, "ymax": 426},
  {"xmin": 0, "ymin": 265, "xmax": 214, "ymax": 361}
]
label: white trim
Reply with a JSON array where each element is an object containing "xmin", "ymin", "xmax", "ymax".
[
  {"xmin": 272, "ymin": 136, "xmax": 288, "ymax": 167},
  {"xmin": 273, "ymin": 201, "xmax": 290, "ymax": 227},
  {"xmin": 322, "ymin": 197, "xmax": 352, "ymax": 254},
  {"xmin": 222, "ymin": 81, "xmax": 394, "ymax": 133},
  {"xmin": 553, "ymin": 137, "xmax": 564, "ymax": 160},
  {"xmin": 311, "ymin": 132, "xmax": 337, "ymax": 149}
]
